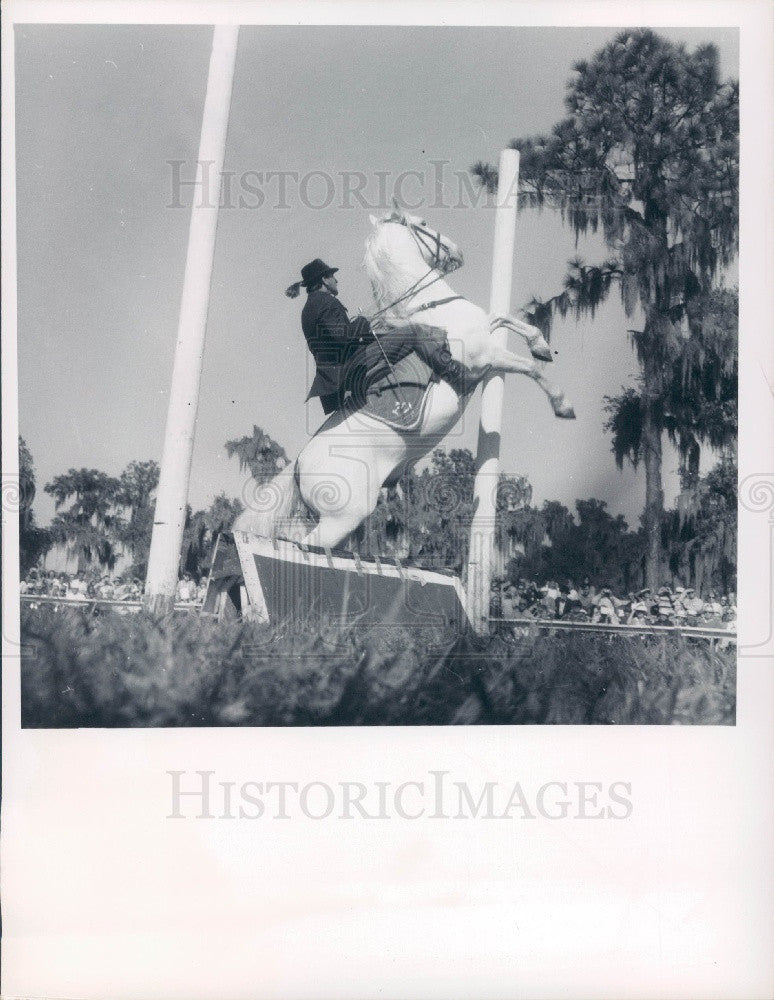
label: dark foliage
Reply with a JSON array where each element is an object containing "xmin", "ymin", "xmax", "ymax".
[
  {"xmin": 21, "ymin": 606, "xmax": 734, "ymax": 728},
  {"xmin": 472, "ymin": 29, "xmax": 738, "ymax": 586},
  {"xmin": 19, "ymin": 438, "xmax": 52, "ymax": 574}
]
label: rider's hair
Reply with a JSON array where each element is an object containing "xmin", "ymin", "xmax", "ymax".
[{"xmin": 285, "ymin": 279, "xmax": 324, "ymax": 298}]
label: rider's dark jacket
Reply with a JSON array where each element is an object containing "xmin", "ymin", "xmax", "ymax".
[{"xmin": 301, "ymin": 289, "xmax": 471, "ymax": 415}]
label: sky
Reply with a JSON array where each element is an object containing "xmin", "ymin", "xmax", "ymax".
[{"xmin": 15, "ymin": 24, "xmax": 739, "ymax": 528}]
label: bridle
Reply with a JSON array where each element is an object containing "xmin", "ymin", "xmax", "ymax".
[
  {"xmin": 405, "ymin": 217, "xmax": 461, "ymax": 276},
  {"xmin": 367, "ymin": 215, "xmax": 463, "ymax": 325}
]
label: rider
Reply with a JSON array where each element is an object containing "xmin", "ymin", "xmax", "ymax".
[{"xmin": 286, "ymin": 258, "xmax": 475, "ymax": 415}]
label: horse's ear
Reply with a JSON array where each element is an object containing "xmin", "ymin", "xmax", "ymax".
[
  {"xmin": 369, "ymin": 214, "xmax": 378, "ymax": 225},
  {"xmin": 391, "ymin": 195, "xmax": 401, "ymax": 213}
]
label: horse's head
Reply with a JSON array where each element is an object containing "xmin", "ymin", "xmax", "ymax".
[{"xmin": 368, "ymin": 202, "xmax": 464, "ymax": 276}]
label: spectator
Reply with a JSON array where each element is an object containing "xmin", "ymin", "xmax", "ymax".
[
  {"xmin": 684, "ymin": 587, "xmax": 698, "ymax": 610},
  {"xmin": 683, "ymin": 588, "xmax": 704, "ymax": 620},
  {"xmin": 565, "ymin": 580, "xmax": 581, "ymax": 614},
  {"xmin": 522, "ymin": 580, "xmax": 542, "ymax": 612},
  {"xmin": 577, "ymin": 580, "xmax": 595, "ymax": 616},
  {"xmin": 627, "ymin": 591, "xmax": 651, "ymax": 624},
  {"xmin": 706, "ymin": 590, "xmax": 723, "ymax": 617},
  {"xmin": 177, "ymin": 572, "xmax": 197, "ymax": 603},
  {"xmin": 555, "ymin": 584, "xmax": 570, "ymax": 619},
  {"xmin": 498, "ymin": 583, "xmax": 515, "ymax": 617},
  {"xmin": 196, "ymin": 577, "xmax": 208, "ymax": 604},
  {"xmin": 541, "ymin": 579, "xmax": 559, "ymax": 617},
  {"xmin": 617, "ymin": 591, "xmax": 635, "ymax": 620},
  {"xmin": 656, "ymin": 587, "xmax": 674, "ymax": 621},
  {"xmin": 593, "ymin": 586, "xmax": 618, "ymax": 624}
]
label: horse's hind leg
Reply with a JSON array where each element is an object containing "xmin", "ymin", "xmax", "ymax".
[
  {"xmin": 489, "ymin": 312, "xmax": 552, "ymax": 362},
  {"xmin": 296, "ymin": 430, "xmax": 401, "ymax": 551},
  {"xmin": 485, "ymin": 345, "xmax": 576, "ymax": 419},
  {"xmin": 529, "ymin": 369, "xmax": 576, "ymax": 419},
  {"xmin": 299, "ymin": 473, "xmax": 383, "ymax": 551}
]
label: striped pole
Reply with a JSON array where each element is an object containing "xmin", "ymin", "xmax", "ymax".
[
  {"xmin": 145, "ymin": 26, "xmax": 239, "ymax": 615},
  {"xmin": 465, "ymin": 149, "xmax": 520, "ymax": 633}
]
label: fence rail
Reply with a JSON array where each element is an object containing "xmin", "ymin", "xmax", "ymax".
[
  {"xmin": 19, "ymin": 595, "xmax": 736, "ymax": 642},
  {"xmin": 20, "ymin": 594, "xmax": 201, "ymax": 613},
  {"xmin": 491, "ymin": 616, "xmax": 736, "ymax": 643}
]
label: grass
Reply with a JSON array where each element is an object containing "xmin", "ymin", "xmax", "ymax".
[{"xmin": 20, "ymin": 605, "xmax": 736, "ymax": 728}]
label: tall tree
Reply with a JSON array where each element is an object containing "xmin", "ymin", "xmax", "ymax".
[
  {"xmin": 472, "ymin": 29, "xmax": 738, "ymax": 585},
  {"xmin": 225, "ymin": 426, "xmax": 289, "ymax": 484},
  {"xmin": 44, "ymin": 468, "xmax": 123, "ymax": 570},
  {"xmin": 371, "ymin": 449, "xmax": 533, "ymax": 574},
  {"xmin": 508, "ymin": 497, "xmax": 644, "ymax": 592},
  {"xmin": 181, "ymin": 493, "xmax": 244, "ymax": 579},
  {"xmin": 115, "ymin": 459, "xmax": 160, "ymax": 575},
  {"xmin": 604, "ymin": 286, "xmax": 737, "ymax": 489},
  {"xmin": 663, "ymin": 454, "xmax": 736, "ymax": 594},
  {"xmin": 18, "ymin": 437, "xmax": 51, "ymax": 573}
]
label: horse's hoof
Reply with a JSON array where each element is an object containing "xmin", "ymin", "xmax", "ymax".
[
  {"xmin": 529, "ymin": 337, "xmax": 554, "ymax": 361},
  {"xmin": 551, "ymin": 395, "xmax": 576, "ymax": 419},
  {"xmin": 530, "ymin": 343, "xmax": 553, "ymax": 363}
]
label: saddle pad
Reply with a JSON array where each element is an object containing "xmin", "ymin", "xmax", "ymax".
[{"xmin": 346, "ymin": 352, "xmax": 435, "ymax": 432}]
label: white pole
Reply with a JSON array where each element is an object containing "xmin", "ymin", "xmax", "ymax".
[
  {"xmin": 145, "ymin": 26, "xmax": 239, "ymax": 615},
  {"xmin": 465, "ymin": 149, "xmax": 520, "ymax": 633}
]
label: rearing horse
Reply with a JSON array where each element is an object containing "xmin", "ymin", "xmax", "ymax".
[{"xmin": 233, "ymin": 210, "xmax": 575, "ymax": 550}]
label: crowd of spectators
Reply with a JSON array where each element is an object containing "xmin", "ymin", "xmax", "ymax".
[
  {"xmin": 21, "ymin": 565, "xmax": 735, "ymax": 632},
  {"xmin": 493, "ymin": 577, "xmax": 737, "ymax": 631},
  {"xmin": 20, "ymin": 568, "xmax": 208, "ymax": 606}
]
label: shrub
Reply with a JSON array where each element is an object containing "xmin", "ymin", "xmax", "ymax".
[{"xmin": 20, "ymin": 606, "xmax": 735, "ymax": 727}]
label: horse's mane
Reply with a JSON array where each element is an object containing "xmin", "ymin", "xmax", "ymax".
[{"xmin": 363, "ymin": 223, "xmax": 438, "ymax": 323}]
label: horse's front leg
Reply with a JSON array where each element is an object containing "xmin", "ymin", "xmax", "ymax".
[
  {"xmin": 489, "ymin": 312, "xmax": 552, "ymax": 363},
  {"xmin": 485, "ymin": 345, "xmax": 576, "ymax": 419}
]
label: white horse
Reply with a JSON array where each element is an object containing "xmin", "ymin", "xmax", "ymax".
[{"xmin": 233, "ymin": 209, "xmax": 575, "ymax": 550}]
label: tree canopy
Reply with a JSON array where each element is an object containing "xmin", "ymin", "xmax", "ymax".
[
  {"xmin": 472, "ymin": 28, "xmax": 738, "ymax": 586},
  {"xmin": 18, "ymin": 438, "xmax": 51, "ymax": 573}
]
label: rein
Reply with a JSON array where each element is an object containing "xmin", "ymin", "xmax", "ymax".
[
  {"xmin": 366, "ymin": 267, "xmax": 445, "ymax": 324},
  {"xmin": 410, "ymin": 295, "xmax": 464, "ymax": 314}
]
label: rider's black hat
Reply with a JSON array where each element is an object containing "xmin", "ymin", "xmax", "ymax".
[
  {"xmin": 286, "ymin": 259, "xmax": 338, "ymax": 298},
  {"xmin": 301, "ymin": 258, "xmax": 338, "ymax": 287}
]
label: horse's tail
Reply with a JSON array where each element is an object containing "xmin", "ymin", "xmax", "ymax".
[{"xmin": 231, "ymin": 462, "xmax": 314, "ymax": 541}]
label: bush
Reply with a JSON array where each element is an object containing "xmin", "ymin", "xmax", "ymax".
[{"xmin": 20, "ymin": 606, "xmax": 735, "ymax": 727}]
